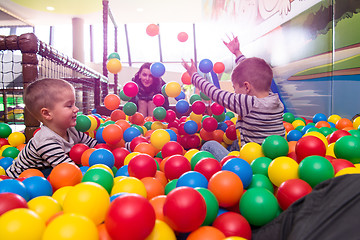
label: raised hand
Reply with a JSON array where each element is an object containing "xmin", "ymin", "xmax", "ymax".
[
  {"xmin": 181, "ymin": 58, "xmax": 197, "ymax": 77},
  {"xmin": 223, "ymin": 33, "xmax": 242, "ymax": 57}
]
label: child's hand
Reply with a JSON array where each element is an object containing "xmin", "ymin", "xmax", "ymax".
[
  {"xmin": 223, "ymin": 34, "xmax": 242, "ymax": 58},
  {"xmin": 182, "ymin": 59, "xmax": 197, "ymax": 77}
]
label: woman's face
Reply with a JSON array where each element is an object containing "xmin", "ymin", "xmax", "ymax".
[{"xmin": 139, "ymin": 68, "xmax": 153, "ymax": 88}]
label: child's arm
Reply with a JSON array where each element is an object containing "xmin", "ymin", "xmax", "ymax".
[
  {"xmin": 76, "ymin": 130, "xmax": 98, "ymax": 148},
  {"xmin": 223, "ymin": 35, "xmax": 246, "ymax": 63}
]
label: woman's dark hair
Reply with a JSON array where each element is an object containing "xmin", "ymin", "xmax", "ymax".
[{"xmin": 132, "ymin": 62, "xmax": 161, "ymax": 86}]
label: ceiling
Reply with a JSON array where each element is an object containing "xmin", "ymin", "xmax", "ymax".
[{"xmin": 0, "ymin": 0, "xmax": 203, "ymax": 27}]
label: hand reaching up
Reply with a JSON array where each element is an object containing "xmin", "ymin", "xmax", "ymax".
[
  {"xmin": 182, "ymin": 59, "xmax": 197, "ymax": 77},
  {"xmin": 223, "ymin": 34, "xmax": 242, "ymax": 58}
]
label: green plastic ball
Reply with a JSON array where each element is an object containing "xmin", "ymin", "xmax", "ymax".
[
  {"xmin": 239, "ymin": 188, "xmax": 279, "ymax": 226},
  {"xmin": 334, "ymin": 135, "xmax": 360, "ymax": 164},
  {"xmin": 225, "ymin": 112, "xmax": 235, "ymax": 119},
  {"xmin": 213, "ymin": 112, "xmax": 225, "ymax": 122},
  {"xmin": 130, "ymin": 124, "xmax": 143, "ymax": 134},
  {"xmin": 190, "ymin": 151, "xmax": 215, "ymax": 170},
  {"xmin": 153, "ymin": 107, "xmax": 166, "ymax": 121},
  {"xmin": 261, "ymin": 135, "xmax": 289, "ymax": 159},
  {"xmin": 0, "ymin": 123, "xmax": 12, "ymax": 138},
  {"xmin": 298, "ymin": 155, "xmax": 334, "ymax": 187},
  {"xmin": 189, "ymin": 94, "xmax": 202, "ymax": 105},
  {"xmin": 348, "ymin": 129, "xmax": 360, "ymax": 140},
  {"xmin": 195, "ymin": 187, "xmax": 219, "ymax": 226},
  {"xmin": 123, "ymin": 102, "xmax": 137, "ymax": 116},
  {"xmin": 319, "ymin": 127, "xmax": 333, "ymax": 137},
  {"xmin": 75, "ymin": 115, "xmax": 91, "ymax": 132},
  {"xmin": 144, "ymin": 121, "xmax": 152, "ymax": 130},
  {"xmin": 282, "ymin": 112, "xmax": 295, "ymax": 123},
  {"xmin": 156, "ymin": 151, "xmax": 163, "ymax": 159},
  {"xmin": 81, "ymin": 168, "xmax": 114, "ymax": 194},
  {"xmin": 161, "ymin": 85, "xmax": 168, "ymax": 97},
  {"xmin": 295, "ymin": 117, "xmax": 306, "ymax": 124},
  {"xmin": 2, "ymin": 146, "xmax": 20, "ymax": 159},
  {"xmin": 305, "ymin": 127, "xmax": 321, "ymax": 134},
  {"xmin": 165, "ymin": 179, "xmax": 177, "ymax": 195},
  {"xmin": 108, "ymin": 52, "xmax": 120, "ymax": 60},
  {"xmin": 200, "ymin": 92, "xmax": 210, "ymax": 101},
  {"xmin": 295, "ymin": 126, "xmax": 304, "ymax": 132},
  {"xmin": 250, "ymin": 157, "xmax": 272, "ymax": 177},
  {"xmin": 247, "ymin": 174, "xmax": 274, "ymax": 193},
  {"xmin": 119, "ymin": 90, "xmax": 131, "ymax": 101}
]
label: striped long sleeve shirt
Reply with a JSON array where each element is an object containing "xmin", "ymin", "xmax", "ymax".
[
  {"xmin": 192, "ymin": 57, "xmax": 285, "ymax": 146},
  {"xmin": 6, "ymin": 126, "xmax": 98, "ymax": 178}
]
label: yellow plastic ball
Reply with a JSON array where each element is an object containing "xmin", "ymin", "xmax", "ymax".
[
  {"xmin": 87, "ymin": 115, "xmax": 98, "ymax": 132},
  {"xmin": 0, "ymin": 208, "xmax": 45, "ymax": 240},
  {"xmin": 28, "ymin": 196, "xmax": 62, "ymax": 222},
  {"xmin": 292, "ymin": 119, "xmax": 306, "ymax": 129},
  {"xmin": 110, "ymin": 176, "xmax": 147, "ymax": 198},
  {"xmin": 303, "ymin": 131, "xmax": 328, "ymax": 149},
  {"xmin": 224, "ymin": 237, "xmax": 247, "ymax": 240},
  {"xmin": 184, "ymin": 149, "xmax": 199, "ymax": 162},
  {"xmin": 326, "ymin": 142, "xmax": 336, "ymax": 158},
  {"xmin": 353, "ymin": 116, "xmax": 360, "ymax": 130},
  {"xmin": 268, "ymin": 156, "xmax": 299, "ymax": 187},
  {"xmin": 124, "ymin": 152, "xmax": 141, "ymax": 165},
  {"xmin": 113, "ymin": 176, "xmax": 126, "ymax": 183},
  {"xmin": 151, "ymin": 121, "xmax": 166, "ymax": 130},
  {"xmin": 0, "ymin": 166, "xmax": 5, "ymax": 175},
  {"xmin": 63, "ymin": 182, "xmax": 110, "ymax": 225},
  {"xmin": 328, "ymin": 114, "xmax": 341, "ymax": 125},
  {"xmin": 150, "ymin": 129, "xmax": 170, "ymax": 149},
  {"xmin": 145, "ymin": 219, "xmax": 176, "ymax": 240},
  {"xmin": 7, "ymin": 132, "xmax": 26, "ymax": 147},
  {"xmin": 223, "ymin": 134, "xmax": 234, "ymax": 145},
  {"xmin": 231, "ymin": 117, "xmax": 237, "ymax": 125},
  {"xmin": 165, "ymin": 81, "xmax": 181, "ymax": 98},
  {"xmin": 228, "ymin": 151, "xmax": 240, "ymax": 157},
  {"xmin": 239, "ymin": 142, "xmax": 265, "ymax": 164},
  {"xmin": 221, "ymin": 142, "xmax": 228, "ymax": 148},
  {"xmin": 190, "ymin": 112, "xmax": 203, "ymax": 123},
  {"xmin": 335, "ymin": 167, "xmax": 360, "ymax": 177},
  {"xmin": 106, "ymin": 58, "xmax": 122, "ymax": 74},
  {"xmin": 42, "ymin": 213, "xmax": 98, "ymax": 240},
  {"xmin": 52, "ymin": 186, "xmax": 74, "ymax": 208}
]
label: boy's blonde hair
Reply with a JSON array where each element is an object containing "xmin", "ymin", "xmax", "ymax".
[
  {"xmin": 231, "ymin": 57, "xmax": 273, "ymax": 92},
  {"xmin": 24, "ymin": 78, "xmax": 75, "ymax": 120}
]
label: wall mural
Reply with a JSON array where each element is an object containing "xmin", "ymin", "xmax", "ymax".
[{"xmin": 203, "ymin": 0, "xmax": 360, "ymax": 119}]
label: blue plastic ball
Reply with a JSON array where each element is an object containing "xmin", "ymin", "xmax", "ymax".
[
  {"xmin": 115, "ymin": 165, "xmax": 129, "ymax": 177},
  {"xmin": 217, "ymin": 122, "xmax": 228, "ymax": 132},
  {"xmin": 0, "ymin": 179, "xmax": 29, "ymax": 201},
  {"xmin": 184, "ymin": 120, "xmax": 198, "ymax": 135},
  {"xmin": 95, "ymin": 127, "xmax": 106, "ymax": 143},
  {"xmin": 176, "ymin": 100, "xmax": 190, "ymax": 114},
  {"xmin": 222, "ymin": 158, "xmax": 253, "ymax": 188},
  {"xmin": 110, "ymin": 192, "xmax": 128, "ymax": 202},
  {"xmin": 123, "ymin": 127, "xmax": 141, "ymax": 142},
  {"xmin": 0, "ymin": 157, "xmax": 14, "ymax": 170},
  {"xmin": 88, "ymin": 148, "xmax": 115, "ymax": 168},
  {"xmin": 286, "ymin": 129, "xmax": 303, "ymax": 141},
  {"xmin": 199, "ymin": 59, "xmax": 213, "ymax": 73},
  {"xmin": 301, "ymin": 125, "xmax": 315, "ymax": 135},
  {"xmin": 22, "ymin": 176, "xmax": 53, "ymax": 200},
  {"xmin": 313, "ymin": 113, "xmax": 327, "ymax": 123},
  {"xmin": 165, "ymin": 129, "xmax": 177, "ymax": 141},
  {"xmin": 176, "ymin": 171, "xmax": 208, "ymax": 189},
  {"xmin": 175, "ymin": 91, "xmax": 186, "ymax": 101},
  {"xmin": 80, "ymin": 166, "xmax": 90, "ymax": 175},
  {"xmin": 150, "ymin": 62, "xmax": 166, "ymax": 78},
  {"xmin": 217, "ymin": 208, "xmax": 229, "ymax": 217}
]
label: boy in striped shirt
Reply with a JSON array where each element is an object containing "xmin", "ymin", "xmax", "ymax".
[
  {"xmin": 182, "ymin": 36, "xmax": 285, "ymax": 161},
  {"xmin": 6, "ymin": 78, "xmax": 97, "ymax": 178}
]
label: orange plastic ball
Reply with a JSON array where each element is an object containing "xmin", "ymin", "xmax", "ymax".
[
  {"xmin": 81, "ymin": 148, "xmax": 96, "ymax": 166},
  {"xmin": 97, "ymin": 223, "xmax": 112, "ymax": 240},
  {"xmin": 181, "ymin": 72, "xmax": 191, "ymax": 85},
  {"xmin": 154, "ymin": 170, "xmax": 168, "ymax": 187},
  {"xmin": 102, "ymin": 124, "xmax": 123, "ymax": 145},
  {"xmin": 134, "ymin": 142, "xmax": 157, "ymax": 157},
  {"xmin": 213, "ymin": 130, "xmax": 224, "ymax": 143},
  {"xmin": 288, "ymin": 141, "xmax": 297, "ymax": 154},
  {"xmin": 336, "ymin": 118, "xmax": 353, "ymax": 130},
  {"xmin": 208, "ymin": 170, "xmax": 244, "ymax": 207},
  {"xmin": 200, "ymin": 128, "xmax": 214, "ymax": 141},
  {"xmin": 129, "ymin": 112, "xmax": 145, "ymax": 126},
  {"xmin": 104, "ymin": 94, "xmax": 120, "ymax": 111},
  {"xmin": 48, "ymin": 163, "xmax": 83, "ymax": 191},
  {"xmin": 110, "ymin": 109, "xmax": 126, "ymax": 121},
  {"xmin": 149, "ymin": 195, "xmax": 167, "ymax": 221},
  {"xmin": 141, "ymin": 177, "xmax": 165, "ymax": 200},
  {"xmin": 106, "ymin": 58, "xmax": 122, "ymax": 74},
  {"xmin": 187, "ymin": 226, "xmax": 226, "ymax": 240},
  {"xmin": 115, "ymin": 119, "xmax": 131, "ymax": 131},
  {"xmin": 283, "ymin": 122, "xmax": 295, "ymax": 133},
  {"xmin": 315, "ymin": 121, "xmax": 331, "ymax": 128},
  {"xmin": 19, "ymin": 168, "xmax": 44, "ymax": 178}
]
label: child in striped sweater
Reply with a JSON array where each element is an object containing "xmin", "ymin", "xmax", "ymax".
[{"xmin": 182, "ymin": 35, "xmax": 285, "ymax": 161}]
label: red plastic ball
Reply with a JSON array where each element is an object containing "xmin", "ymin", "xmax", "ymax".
[
  {"xmin": 105, "ymin": 194, "xmax": 156, "ymax": 240},
  {"xmin": 186, "ymin": 134, "xmax": 201, "ymax": 149},
  {"xmin": 128, "ymin": 154, "xmax": 157, "ymax": 179},
  {"xmin": 123, "ymin": 82, "xmax": 139, "ymax": 98},
  {"xmin": 129, "ymin": 112, "xmax": 145, "ymax": 126},
  {"xmin": 110, "ymin": 109, "xmax": 126, "ymax": 121},
  {"xmin": 202, "ymin": 117, "xmax": 218, "ymax": 132},
  {"xmin": 69, "ymin": 143, "xmax": 89, "ymax": 165},
  {"xmin": 211, "ymin": 102, "xmax": 225, "ymax": 115},
  {"xmin": 213, "ymin": 62, "xmax": 225, "ymax": 74},
  {"xmin": 164, "ymin": 110, "xmax": 177, "ymax": 123},
  {"xmin": 0, "ymin": 138, "xmax": 9, "ymax": 147},
  {"xmin": 163, "ymin": 186, "xmax": 206, "ymax": 233},
  {"xmin": 194, "ymin": 157, "xmax": 222, "ymax": 181},
  {"xmin": 146, "ymin": 24, "xmax": 159, "ymax": 37},
  {"xmin": 329, "ymin": 158, "xmax": 355, "ymax": 174},
  {"xmin": 277, "ymin": 179, "xmax": 312, "ymax": 210},
  {"xmin": 94, "ymin": 143, "xmax": 112, "ymax": 151},
  {"xmin": 130, "ymin": 136, "xmax": 148, "ymax": 152},
  {"xmin": 0, "ymin": 192, "xmax": 28, "ymax": 216},
  {"xmin": 328, "ymin": 130, "xmax": 351, "ymax": 144},
  {"xmin": 112, "ymin": 147, "xmax": 130, "ymax": 168},
  {"xmin": 177, "ymin": 32, "xmax": 188, "ymax": 42},
  {"xmin": 220, "ymin": 155, "xmax": 237, "ymax": 166},
  {"xmin": 152, "ymin": 94, "xmax": 165, "ymax": 107},
  {"xmin": 161, "ymin": 141, "xmax": 184, "ymax": 158},
  {"xmin": 192, "ymin": 101, "xmax": 206, "ymax": 115},
  {"xmin": 164, "ymin": 155, "xmax": 191, "ymax": 180},
  {"xmin": 295, "ymin": 135, "xmax": 326, "ymax": 162},
  {"xmin": 225, "ymin": 124, "xmax": 237, "ymax": 141},
  {"xmin": 212, "ymin": 212, "xmax": 252, "ymax": 239},
  {"xmin": 102, "ymin": 124, "xmax": 123, "ymax": 145},
  {"xmin": 181, "ymin": 72, "xmax": 191, "ymax": 85}
]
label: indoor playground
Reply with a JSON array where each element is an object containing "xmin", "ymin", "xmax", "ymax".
[{"xmin": 0, "ymin": 0, "xmax": 360, "ymax": 239}]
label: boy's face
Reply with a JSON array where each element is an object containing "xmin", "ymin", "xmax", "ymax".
[
  {"xmin": 232, "ymin": 81, "xmax": 246, "ymax": 94},
  {"xmin": 49, "ymin": 88, "xmax": 79, "ymax": 130}
]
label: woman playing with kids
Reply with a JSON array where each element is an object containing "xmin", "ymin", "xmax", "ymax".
[
  {"xmin": 130, "ymin": 62, "xmax": 169, "ymax": 117},
  {"xmin": 182, "ymin": 35, "xmax": 285, "ymax": 161},
  {"xmin": 6, "ymin": 78, "xmax": 98, "ymax": 178}
]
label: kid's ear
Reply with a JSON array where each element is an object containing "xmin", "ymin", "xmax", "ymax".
[
  {"xmin": 244, "ymin": 81, "xmax": 251, "ymax": 94},
  {"xmin": 40, "ymin": 107, "xmax": 52, "ymax": 120}
]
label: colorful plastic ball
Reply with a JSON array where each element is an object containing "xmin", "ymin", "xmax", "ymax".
[
  {"xmin": 119, "ymin": 89, "xmax": 131, "ymax": 101},
  {"xmin": 150, "ymin": 129, "xmax": 170, "ymax": 150},
  {"xmin": 146, "ymin": 23, "xmax": 159, "ymax": 36},
  {"xmin": 81, "ymin": 168, "xmax": 114, "ymax": 194},
  {"xmin": 43, "ymin": 213, "xmax": 98, "ymax": 240},
  {"xmin": 268, "ymin": 156, "xmax": 299, "ymax": 187},
  {"xmin": 152, "ymin": 94, "xmax": 165, "ymax": 107},
  {"xmin": 334, "ymin": 135, "xmax": 360, "ymax": 164},
  {"xmin": 141, "ymin": 177, "xmax": 164, "ymax": 200},
  {"xmin": 69, "ymin": 144, "xmax": 89, "ymax": 165},
  {"xmin": 88, "ymin": 148, "xmax": 115, "ymax": 169},
  {"xmin": 181, "ymin": 72, "xmax": 191, "ymax": 85},
  {"xmin": 261, "ymin": 135, "xmax": 289, "ymax": 159},
  {"xmin": 27, "ymin": 196, "xmax": 62, "ymax": 222},
  {"xmin": 199, "ymin": 59, "xmax": 213, "ymax": 73},
  {"xmin": 104, "ymin": 94, "xmax": 121, "ymax": 111},
  {"xmin": 239, "ymin": 142, "xmax": 265, "ymax": 164},
  {"xmin": 327, "ymin": 114, "xmax": 341, "ymax": 124},
  {"xmin": 187, "ymin": 226, "xmax": 226, "ymax": 240},
  {"xmin": 335, "ymin": 117, "xmax": 353, "ymax": 130},
  {"xmin": 295, "ymin": 135, "xmax": 326, "ymax": 162},
  {"xmin": 208, "ymin": 170, "xmax": 243, "ymax": 207},
  {"xmin": 177, "ymin": 31, "xmax": 188, "ymax": 42},
  {"xmin": 211, "ymin": 102, "xmax": 225, "ymax": 115},
  {"xmin": 176, "ymin": 99, "xmax": 190, "ymax": 114},
  {"xmin": 63, "ymin": 182, "xmax": 110, "ymax": 225},
  {"xmin": 146, "ymin": 219, "xmax": 176, "ymax": 240},
  {"xmin": 115, "ymin": 165, "xmax": 129, "ymax": 177},
  {"xmin": 191, "ymin": 151, "xmax": 216, "ymax": 169},
  {"xmin": 286, "ymin": 129, "xmax": 303, "ymax": 142},
  {"xmin": 128, "ymin": 154, "xmax": 157, "ymax": 179},
  {"xmin": 282, "ymin": 112, "xmax": 295, "ymax": 123},
  {"xmin": 122, "ymin": 101, "xmax": 137, "ymax": 116},
  {"xmin": 330, "ymin": 158, "xmax": 355, "ymax": 174},
  {"xmin": 7, "ymin": 132, "xmax": 25, "ymax": 147},
  {"xmin": 164, "ymin": 110, "xmax": 176, "ymax": 123},
  {"xmin": 163, "ymin": 155, "xmax": 191, "ymax": 180},
  {"xmin": 298, "ymin": 155, "xmax": 334, "ymax": 187},
  {"xmin": 250, "ymin": 157, "xmax": 272, "ymax": 177},
  {"xmin": 123, "ymin": 126, "xmax": 141, "ymax": 142},
  {"xmin": 212, "ymin": 212, "xmax": 252, "ymax": 239},
  {"xmin": 189, "ymin": 94, "xmax": 202, "ymax": 104},
  {"xmin": 0, "ymin": 192, "xmax": 28, "ymax": 216},
  {"xmin": 107, "ymin": 58, "xmax": 122, "ymax": 74},
  {"xmin": 150, "ymin": 62, "xmax": 166, "ymax": 78},
  {"xmin": 183, "ymin": 120, "xmax": 198, "ymax": 135},
  {"xmin": 0, "ymin": 179, "xmax": 29, "ymax": 201},
  {"xmin": 163, "ymin": 186, "xmax": 206, "ymax": 232},
  {"xmin": 111, "ymin": 176, "xmax": 146, "ymax": 197},
  {"xmin": 2, "ymin": 146, "xmax": 20, "ymax": 158},
  {"xmin": 194, "ymin": 157, "xmax": 222, "ymax": 181},
  {"xmin": 240, "ymin": 187, "xmax": 279, "ymax": 226},
  {"xmin": 22, "ymin": 176, "xmax": 53, "ymax": 200},
  {"xmin": 222, "ymin": 158, "xmax": 253, "ymax": 188},
  {"xmin": 153, "ymin": 106, "xmax": 167, "ymax": 121},
  {"xmin": 277, "ymin": 179, "xmax": 312, "ymax": 210},
  {"xmin": 165, "ymin": 81, "xmax": 181, "ymax": 98},
  {"xmin": 48, "ymin": 163, "xmax": 83, "ymax": 191},
  {"xmin": 213, "ymin": 61, "xmax": 225, "ymax": 74},
  {"xmin": 162, "ymin": 141, "xmax": 183, "ymax": 158},
  {"xmin": 0, "ymin": 208, "xmax": 45, "ymax": 240},
  {"xmin": 202, "ymin": 116, "xmax": 218, "ymax": 132},
  {"xmin": 130, "ymin": 136, "xmax": 148, "ymax": 152},
  {"xmin": 123, "ymin": 82, "xmax": 139, "ymax": 98},
  {"xmin": 164, "ymin": 179, "xmax": 178, "ymax": 195},
  {"xmin": 192, "ymin": 100, "xmax": 206, "ymax": 115},
  {"xmin": 108, "ymin": 52, "xmax": 120, "ymax": 60},
  {"xmin": 175, "ymin": 90, "xmax": 186, "ymax": 101},
  {"xmin": 0, "ymin": 123, "xmax": 12, "ymax": 138},
  {"xmin": 213, "ymin": 112, "xmax": 226, "ymax": 122},
  {"xmin": 102, "ymin": 124, "xmax": 123, "ymax": 145},
  {"xmin": 195, "ymin": 187, "xmax": 219, "ymax": 226},
  {"xmin": 0, "ymin": 157, "xmax": 13, "ymax": 170},
  {"xmin": 328, "ymin": 129, "xmax": 351, "ymax": 143},
  {"xmin": 177, "ymin": 171, "xmax": 208, "ymax": 189},
  {"xmin": 312, "ymin": 113, "xmax": 327, "ymax": 123}
]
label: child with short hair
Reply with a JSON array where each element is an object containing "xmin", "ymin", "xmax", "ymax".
[
  {"xmin": 182, "ymin": 36, "xmax": 285, "ymax": 161},
  {"xmin": 6, "ymin": 78, "xmax": 98, "ymax": 178}
]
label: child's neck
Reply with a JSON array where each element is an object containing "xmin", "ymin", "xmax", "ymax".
[
  {"xmin": 254, "ymin": 91, "xmax": 270, "ymax": 98},
  {"xmin": 43, "ymin": 123, "xmax": 69, "ymax": 141}
]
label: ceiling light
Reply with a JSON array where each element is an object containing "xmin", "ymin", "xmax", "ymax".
[{"xmin": 46, "ymin": 6, "xmax": 55, "ymax": 11}]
